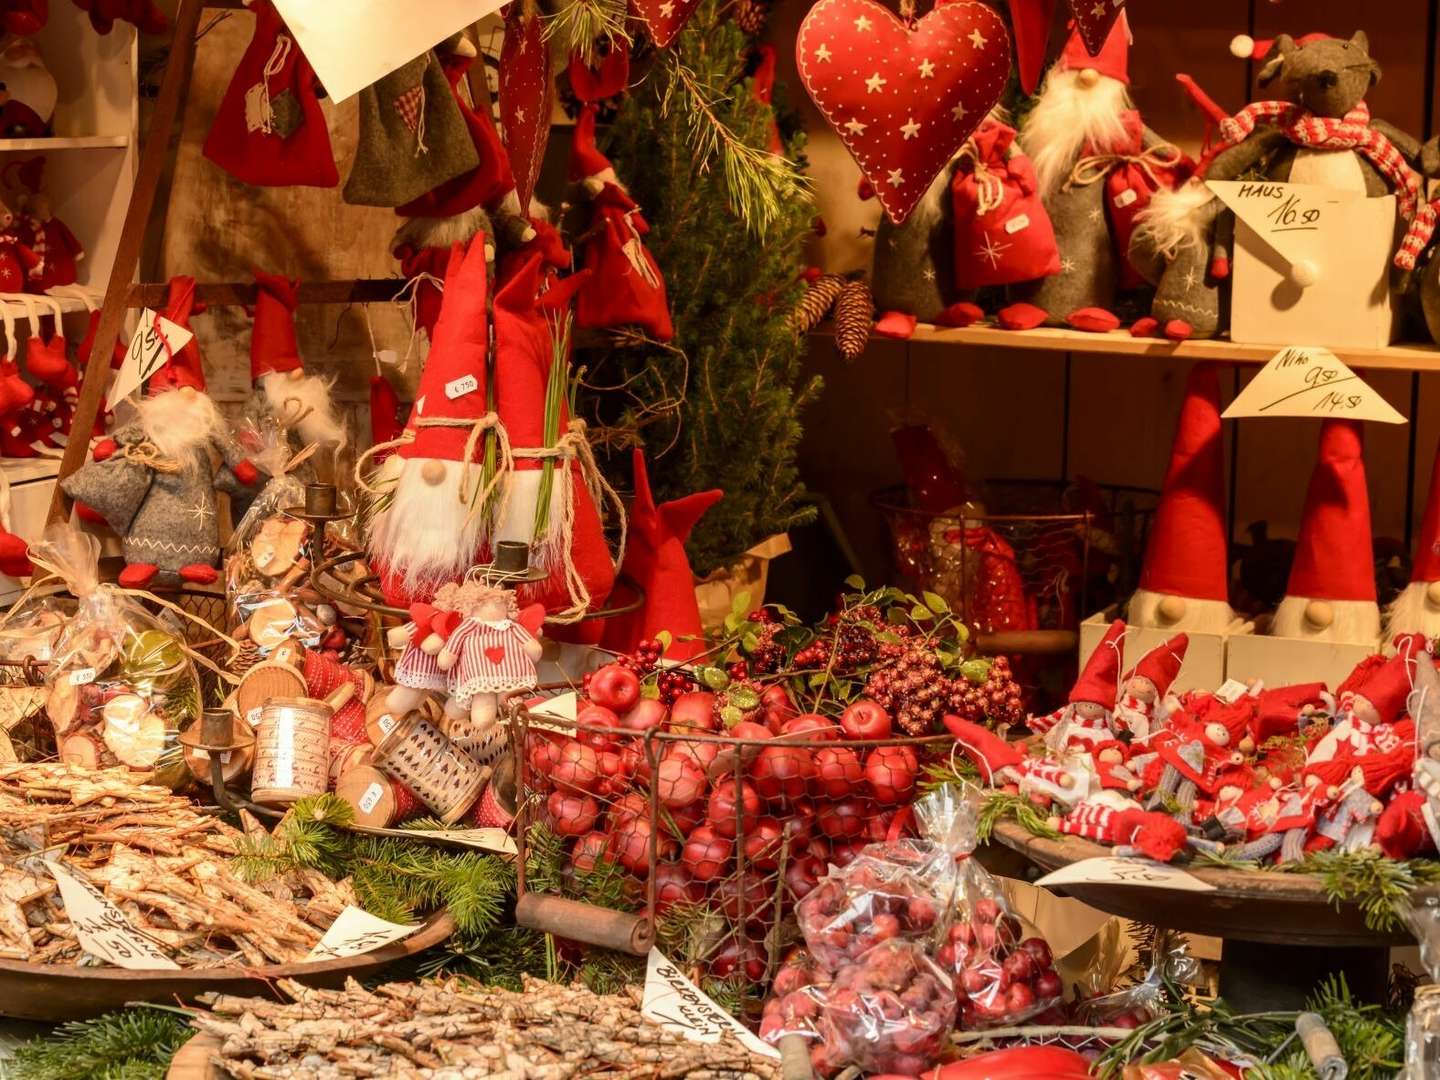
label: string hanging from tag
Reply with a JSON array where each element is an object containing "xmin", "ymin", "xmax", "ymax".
[{"xmin": 245, "ymin": 34, "xmax": 292, "ymax": 135}]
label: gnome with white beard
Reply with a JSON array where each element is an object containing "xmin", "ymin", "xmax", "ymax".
[
  {"xmin": 1385, "ymin": 435, "xmax": 1440, "ymax": 644},
  {"xmin": 367, "ymin": 235, "xmax": 501, "ymax": 607},
  {"xmin": 250, "ymin": 270, "xmax": 346, "ymax": 458},
  {"xmin": 1128, "ymin": 363, "xmax": 1237, "ymax": 634},
  {"xmin": 1272, "ymin": 420, "xmax": 1381, "ymax": 644}
]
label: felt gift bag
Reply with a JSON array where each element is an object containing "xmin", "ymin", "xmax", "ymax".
[
  {"xmin": 344, "ymin": 51, "xmax": 478, "ymax": 208},
  {"xmin": 396, "ymin": 51, "xmax": 514, "ymax": 220},
  {"xmin": 202, "ymin": 0, "xmax": 336, "ymax": 188},
  {"xmin": 952, "ymin": 120, "xmax": 1060, "ymax": 289},
  {"xmin": 1102, "ymin": 111, "xmax": 1189, "ymax": 289}
]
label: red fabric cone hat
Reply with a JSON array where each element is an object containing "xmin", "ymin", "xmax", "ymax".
[
  {"xmin": 1139, "ymin": 363, "xmax": 1228, "ymax": 602},
  {"xmin": 399, "ymin": 238, "xmax": 490, "ymax": 464},
  {"xmin": 1356, "ymin": 653, "xmax": 1414, "ymax": 722},
  {"xmin": 1413, "ymin": 435, "xmax": 1440, "ymax": 582},
  {"xmin": 149, "ymin": 276, "xmax": 206, "ymax": 394},
  {"xmin": 1286, "ymin": 420, "xmax": 1376, "ymax": 603},
  {"xmin": 250, "ymin": 269, "xmax": 302, "ymax": 383},
  {"xmin": 600, "ymin": 450, "xmax": 722, "ymax": 660},
  {"xmin": 1071, "ymin": 618, "xmax": 1125, "ymax": 708},
  {"xmin": 1060, "ymin": 12, "xmax": 1131, "ymax": 84},
  {"xmin": 1127, "ymin": 634, "xmax": 1188, "ymax": 696},
  {"xmin": 569, "ymin": 105, "xmax": 615, "ymax": 185},
  {"xmin": 1010, "ymin": 0, "xmax": 1057, "ymax": 93}
]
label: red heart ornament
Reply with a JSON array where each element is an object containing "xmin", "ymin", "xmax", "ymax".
[
  {"xmin": 797, "ymin": 0, "xmax": 1010, "ymax": 224},
  {"xmin": 632, "ymin": 0, "xmax": 701, "ymax": 48},
  {"xmin": 1069, "ymin": 0, "xmax": 1126, "ymax": 58},
  {"xmin": 500, "ymin": 6, "xmax": 553, "ymax": 210}
]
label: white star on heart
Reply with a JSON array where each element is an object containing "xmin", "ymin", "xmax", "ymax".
[
  {"xmin": 815, "ymin": 43, "xmax": 832, "ymax": 61},
  {"xmin": 854, "ymin": 13, "xmax": 871, "ymax": 30},
  {"xmin": 968, "ymin": 28, "xmax": 986, "ymax": 48},
  {"xmin": 917, "ymin": 58, "xmax": 935, "ymax": 78},
  {"xmin": 845, "ymin": 118, "xmax": 868, "ymax": 135},
  {"xmin": 865, "ymin": 72, "xmax": 887, "ymax": 93},
  {"xmin": 950, "ymin": 102, "xmax": 966, "ymax": 121},
  {"xmin": 887, "ymin": 168, "xmax": 904, "ymax": 186},
  {"xmin": 1091, "ymin": 1, "xmax": 1104, "ymax": 13},
  {"xmin": 659, "ymin": 1, "xmax": 675, "ymax": 14},
  {"xmin": 900, "ymin": 117, "xmax": 920, "ymax": 139}
]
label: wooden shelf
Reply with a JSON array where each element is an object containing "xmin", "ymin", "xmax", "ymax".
[
  {"xmin": 828, "ymin": 322, "xmax": 1440, "ymax": 373},
  {"xmin": 0, "ymin": 135, "xmax": 129, "ymax": 152}
]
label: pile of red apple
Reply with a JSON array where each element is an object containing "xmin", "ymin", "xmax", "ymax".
[
  {"xmin": 938, "ymin": 894, "xmax": 1063, "ymax": 1029},
  {"xmin": 526, "ymin": 661, "xmax": 928, "ymax": 975}
]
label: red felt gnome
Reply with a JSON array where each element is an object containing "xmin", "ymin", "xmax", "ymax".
[
  {"xmin": 1114, "ymin": 633, "xmax": 1187, "ymax": 740},
  {"xmin": 1030, "ymin": 618, "xmax": 1123, "ymax": 751},
  {"xmin": 569, "ymin": 105, "xmax": 674, "ymax": 343},
  {"xmin": 1386, "ymin": 433, "xmax": 1440, "ymax": 643},
  {"xmin": 249, "ymin": 269, "xmax": 344, "ymax": 453},
  {"xmin": 367, "ymin": 237, "xmax": 496, "ymax": 606},
  {"xmin": 1128, "ymin": 363, "xmax": 1236, "ymax": 634},
  {"xmin": 599, "ymin": 450, "xmax": 721, "ymax": 661},
  {"xmin": 1272, "ymin": 420, "xmax": 1380, "ymax": 645}
]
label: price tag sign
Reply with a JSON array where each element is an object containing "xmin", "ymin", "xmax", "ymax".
[
  {"xmin": 106, "ymin": 309, "xmax": 195, "ymax": 411},
  {"xmin": 1036, "ymin": 857, "xmax": 1215, "ymax": 892},
  {"xmin": 1206, "ymin": 180, "xmax": 1352, "ymax": 267},
  {"xmin": 641, "ymin": 949, "xmax": 780, "ymax": 1059},
  {"xmin": 1214, "ymin": 678, "xmax": 1255, "ymax": 705},
  {"xmin": 45, "ymin": 857, "xmax": 179, "ymax": 969},
  {"xmin": 1222, "ymin": 346, "xmax": 1405, "ymax": 424},
  {"xmin": 527, "ymin": 691, "xmax": 577, "ymax": 735},
  {"xmin": 305, "ymin": 905, "xmax": 418, "ymax": 962}
]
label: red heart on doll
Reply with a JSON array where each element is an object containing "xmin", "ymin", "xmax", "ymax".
[
  {"xmin": 796, "ymin": 0, "xmax": 1009, "ymax": 224},
  {"xmin": 631, "ymin": 0, "xmax": 701, "ymax": 48},
  {"xmin": 484, "ymin": 645, "xmax": 506, "ymax": 665},
  {"xmin": 1068, "ymin": 0, "xmax": 1126, "ymax": 59}
]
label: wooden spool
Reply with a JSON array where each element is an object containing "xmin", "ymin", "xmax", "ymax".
[
  {"xmin": 234, "ymin": 661, "xmax": 306, "ymax": 729},
  {"xmin": 469, "ymin": 753, "xmax": 517, "ymax": 829},
  {"xmin": 334, "ymin": 764, "xmax": 422, "ymax": 827},
  {"xmin": 371, "ymin": 711, "xmax": 486, "ymax": 824},
  {"xmin": 328, "ymin": 741, "xmax": 373, "ymax": 785},
  {"xmin": 251, "ymin": 696, "xmax": 332, "ymax": 805},
  {"xmin": 364, "ymin": 689, "xmax": 407, "ymax": 745}
]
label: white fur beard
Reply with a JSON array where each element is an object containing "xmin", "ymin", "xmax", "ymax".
[
  {"xmin": 1022, "ymin": 69, "xmax": 1134, "ymax": 199},
  {"xmin": 493, "ymin": 468, "xmax": 567, "ymax": 570},
  {"xmin": 261, "ymin": 371, "xmax": 345, "ymax": 448},
  {"xmin": 136, "ymin": 389, "xmax": 221, "ymax": 460},
  {"xmin": 393, "ymin": 205, "xmax": 494, "ymax": 254},
  {"xmin": 1383, "ymin": 581, "xmax": 1440, "ymax": 642},
  {"xmin": 1272, "ymin": 595, "xmax": 1381, "ymax": 644},
  {"xmin": 1133, "ymin": 184, "xmax": 1213, "ymax": 259},
  {"xmin": 370, "ymin": 457, "xmax": 486, "ymax": 593},
  {"xmin": 1127, "ymin": 588, "xmax": 1237, "ymax": 634}
]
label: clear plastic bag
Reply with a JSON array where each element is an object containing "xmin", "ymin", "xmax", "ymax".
[
  {"xmin": 0, "ymin": 593, "xmax": 73, "ymax": 663},
  {"xmin": 795, "ymin": 846, "xmax": 948, "ymax": 970},
  {"xmin": 1076, "ymin": 927, "xmax": 1199, "ymax": 1030},
  {"xmin": 819, "ymin": 939, "xmax": 957, "ymax": 1076},
  {"xmin": 34, "ymin": 526, "xmax": 197, "ymax": 789},
  {"xmin": 1403, "ymin": 893, "xmax": 1440, "ymax": 1077}
]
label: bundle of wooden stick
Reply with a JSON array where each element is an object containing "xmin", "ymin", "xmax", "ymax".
[
  {"xmin": 0, "ymin": 763, "xmax": 347, "ymax": 966},
  {"xmin": 193, "ymin": 975, "xmax": 782, "ymax": 1080}
]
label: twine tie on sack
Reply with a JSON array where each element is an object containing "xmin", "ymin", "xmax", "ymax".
[
  {"xmin": 244, "ymin": 34, "xmax": 292, "ymax": 135},
  {"xmin": 1065, "ymin": 141, "xmax": 1185, "ymax": 193},
  {"xmin": 393, "ymin": 270, "xmax": 445, "ymax": 361},
  {"xmin": 620, "ymin": 212, "xmax": 662, "ymax": 289},
  {"xmin": 956, "ymin": 138, "xmax": 1004, "ymax": 216},
  {"xmin": 118, "ymin": 440, "xmax": 181, "ymax": 474}
]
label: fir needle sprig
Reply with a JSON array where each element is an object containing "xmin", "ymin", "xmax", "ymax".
[{"xmin": 543, "ymin": 0, "xmax": 630, "ymax": 63}]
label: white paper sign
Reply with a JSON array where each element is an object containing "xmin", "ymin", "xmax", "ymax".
[
  {"xmin": 1213, "ymin": 678, "xmax": 1254, "ymax": 705},
  {"xmin": 271, "ymin": 0, "xmax": 504, "ymax": 104},
  {"xmin": 304, "ymin": 905, "xmax": 418, "ymax": 962},
  {"xmin": 45, "ymin": 857, "xmax": 179, "ymax": 969},
  {"xmin": 106, "ymin": 309, "xmax": 195, "ymax": 411},
  {"xmin": 1223, "ymin": 346, "xmax": 1405, "ymax": 424},
  {"xmin": 1036, "ymin": 857, "xmax": 1215, "ymax": 892},
  {"xmin": 1206, "ymin": 180, "xmax": 1355, "ymax": 268},
  {"xmin": 641, "ymin": 949, "xmax": 780, "ymax": 1059},
  {"xmin": 349, "ymin": 824, "xmax": 519, "ymax": 856}
]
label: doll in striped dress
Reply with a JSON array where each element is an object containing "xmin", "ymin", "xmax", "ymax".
[
  {"xmin": 385, "ymin": 583, "xmax": 462, "ymax": 715},
  {"xmin": 437, "ymin": 581, "xmax": 545, "ymax": 758}
]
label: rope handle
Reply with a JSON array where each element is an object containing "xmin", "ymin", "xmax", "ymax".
[{"xmin": 1, "ymin": 297, "xmax": 16, "ymax": 364}]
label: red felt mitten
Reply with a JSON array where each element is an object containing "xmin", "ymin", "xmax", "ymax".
[
  {"xmin": 951, "ymin": 119, "xmax": 1060, "ymax": 289},
  {"xmin": 202, "ymin": 0, "xmax": 337, "ymax": 187},
  {"xmin": 1115, "ymin": 808, "xmax": 1187, "ymax": 862}
]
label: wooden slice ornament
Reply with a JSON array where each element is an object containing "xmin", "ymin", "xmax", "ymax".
[
  {"xmin": 234, "ymin": 661, "xmax": 307, "ymax": 728},
  {"xmin": 59, "ymin": 732, "xmax": 110, "ymax": 769},
  {"xmin": 365, "ymin": 689, "xmax": 408, "ymax": 745},
  {"xmin": 248, "ymin": 598, "xmax": 299, "ymax": 649},
  {"xmin": 329, "ymin": 741, "xmax": 373, "ymax": 785},
  {"xmin": 250, "ymin": 517, "xmax": 307, "ymax": 577},
  {"xmin": 100, "ymin": 693, "xmax": 167, "ymax": 768}
]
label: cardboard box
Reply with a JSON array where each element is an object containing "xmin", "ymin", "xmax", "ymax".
[
  {"xmin": 1078, "ymin": 610, "xmax": 1235, "ymax": 695},
  {"xmin": 1222, "ymin": 629, "xmax": 1377, "ymax": 691}
]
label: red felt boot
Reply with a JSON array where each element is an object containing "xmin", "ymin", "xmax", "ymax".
[
  {"xmin": 117, "ymin": 562, "xmax": 158, "ymax": 588},
  {"xmin": 1130, "ymin": 316, "xmax": 1160, "ymax": 337},
  {"xmin": 178, "ymin": 563, "xmax": 219, "ymax": 585},
  {"xmin": 1164, "ymin": 319, "xmax": 1194, "ymax": 341},
  {"xmin": 1066, "ymin": 307, "xmax": 1121, "ymax": 333},
  {"xmin": 996, "ymin": 302, "xmax": 1048, "ymax": 331}
]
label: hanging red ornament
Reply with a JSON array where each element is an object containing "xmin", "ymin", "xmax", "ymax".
[
  {"xmin": 500, "ymin": 2, "xmax": 553, "ymax": 210},
  {"xmin": 1068, "ymin": 0, "xmax": 1126, "ymax": 59},
  {"xmin": 1009, "ymin": 0, "xmax": 1055, "ymax": 93},
  {"xmin": 632, "ymin": 0, "xmax": 703, "ymax": 48},
  {"xmin": 796, "ymin": 0, "xmax": 1009, "ymax": 224},
  {"xmin": 568, "ymin": 42, "xmax": 629, "ymax": 103}
]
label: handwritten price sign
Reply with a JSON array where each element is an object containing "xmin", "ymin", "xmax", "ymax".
[
  {"xmin": 1037, "ymin": 857, "xmax": 1215, "ymax": 892},
  {"xmin": 45, "ymin": 857, "xmax": 179, "ymax": 969},
  {"xmin": 1207, "ymin": 180, "xmax": 1349, "ymax": 268},
  {"xmin": 1223, "ymin": 346, "xmax": 1405, "ymax": 424},
  {"xmin": 304, "ymin": 906, "xmax": 418, "ymax": 962},
  {"xmin": 106, "ymin": 309, "xmax": 195, "ymax": 411},
  {"xmin": 641, "ymin": 949, "xmax": 780, "ymax": 1058}
]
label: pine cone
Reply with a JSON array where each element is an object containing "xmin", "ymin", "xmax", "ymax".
[
  {"xmin": 734, "ymin": 0, "xmax": 769, "ymax": 35},
  {"xmin": 833, "ymin": 279, "xmax": 874, "ymax": 361},
  {"xmin": 229, "ymin": 640, "xmax": 262, "ymax": 677},
  {"xmin": 788, "ymin": 273, "xmax": 846, "ymax": 333}
]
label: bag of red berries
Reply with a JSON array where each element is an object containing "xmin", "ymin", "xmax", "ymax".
[{"xmin": 913, "ymin": 785, "xmax": 1064, "ymax": 1030}]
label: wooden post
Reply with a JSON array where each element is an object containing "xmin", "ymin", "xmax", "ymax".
[{"xmin": 48, "ymin": 0, "xmax": 205, "ymax": 523}]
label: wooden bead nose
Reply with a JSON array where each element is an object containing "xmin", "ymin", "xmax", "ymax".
[
  {"xmin": 1304, "ymin": 600, "xmax": 1333, "ymax": 629},
  {"xmin": 420, "ymin": 460, "xmax": 447, "ymax": 485}
]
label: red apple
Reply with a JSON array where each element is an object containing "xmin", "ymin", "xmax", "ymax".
[
  {"xmin": 743, "ymin": 817, "xmax": 785, "ymax": 870},
  {"xmin": 710, "ymin": 935, "xmax": 765, "ymax": 980},
  {"xmin": 589, "ymin": 663, "xmax": 641, "ymax": 712},
  {"xmin": 811, "ymin": 745, "xmax": 864, "ymax": 799},
  {"xmin": 611, "ymin": 815, "xmax": 654, "ymax": 874},
  {"xmin": 656, "ymin": 754, "xmax": 706, "ymax": 808},
  {"xmin": 840, "ymin": 699, "xmax": 892, "ymax": 741},
  {"xmin": 731, "ymin": 720, "xmax": 773, "ymax": 742},
  {"xmin": 707, "ymin": 779, "xmax": 762, "ymax": 838},
  {"xmin": 653, "ymin": 862, "xmax": 704, "ymax": 912},
  {"xmin": 816, "ymin": 798, "xmax": 866, "ymax": 839},
  {"xmin": 681, "ymin": 825, "xmax": 733, "ymax": 881},
  {"xmin": 553, "ymin": 741, "xmax": 600, "ymax": 793},
  {"xmin": 865, "ymin": 745, "xmax": 918, "ymax": 804},
  {"xmin": 668, "ymin": 798, "xmax": 706, "ymax": 836},
  {"xmin": 1019, "ymin": 937, "xmax": 1053, "ymax": 968},
  {"xmin": 753, "ymin": 744, "xmax": 813, "ymax": 804},
  {"xmin": 621, "ymin": 698, "xmax": 668, "ymax": 734},
  {"xmin": 547, "ymin": 791, "xmax": 599, "ymax": 836},
  {"xmin": 671, "ymin": 737, "xmax": 721, "ymax": 774},
  {"xmin": 715, "ymin": 870, "xmax": 770, "ymax": 922},
  {"xmin": 527, "ymin": 732, "xmax": 564, "ymax": 778},
  {"xmin": 611, "ymin": 791, "xmax": 649, "ymax": 823},
  {"xmin": 596, "ymin": 749, "xmax": 628, "ymax": 798},
  {"xmin": 830, "ymin": 840, "xmax": 864, "ymax": 866},
  {"xmin": 781, "ymin": 714, "xmax": 840, "ymax": 742},
  {"xmin": 669, "ymin": 691, "xmax": 719, "ymax": 733},
  {"xmin": 577, "ymin": 704, "xmax": 622, "ymax": 750},
  {"xmin": 760, "ymin": 684, "xmax": 799, "ymax": 731},
  {"xmin": 568, "ymin": 829, "xmax": 612, "ymax": 872},
  {"xmin": 617, "ymin": 743, "xmax": 652, "ymax": 785}
]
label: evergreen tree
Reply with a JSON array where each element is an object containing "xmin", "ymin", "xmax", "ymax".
[{"xmin": 581, "ymin": 7, "xmax": 820, "ymax": 575}]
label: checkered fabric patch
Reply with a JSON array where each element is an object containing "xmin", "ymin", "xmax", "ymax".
[{"xmin": 393, "ymin": 84, "xmax": 424, "ymax": 133}]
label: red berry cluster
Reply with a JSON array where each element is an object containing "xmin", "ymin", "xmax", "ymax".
[
  {"xmin": 793, "ymin": 617, "xmax": 880, "ymax": 675},
  {"xmin": 655, "ymin": 668, "xmax": 696, "ymax": 705},
  {"xmin": 946, "ymin": 656, "xmax": 1025, "ymax": 728},
  {"xmin": 864, "ymin": 649, "xmax": 949, "ymax": 735},
  {"xmin": 937, "ymin": 896, "xmax": 1062, "ymax": 1028}
]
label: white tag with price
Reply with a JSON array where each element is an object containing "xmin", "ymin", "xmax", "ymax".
[
  {"xmin": 304, "ymin": 906, "xmax": 418, "ymax": 962},
  {"xmin": 106, "ymin": 309, "xmax": 195, "ymax": 411},
  {"xmin": 1222, "ymin": 346, "xmax": 1404, "ymax": 424},
  {"xmin": 1037, "ymin": 857, "xmax": 1215, "ymax": 892},
  {"xmin": 641, "ymin": 948, "xmax": 780, "ymax": 1058},
  {"xmin": 45, "ymin": 857, "xmax": 179, "ymax": 969}
]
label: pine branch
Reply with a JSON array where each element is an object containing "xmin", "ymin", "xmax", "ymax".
[
  {"xmin": 543, "ymin": 0, "xmax": 630, "ymax": 63},
  {"xmin": 9, "ymin": 1008, "xmax": 191, "ymax": 1080},
  {"xmin": 1286, "ymin": 848, "xmax": 1440, "ymax": 932},
  {"xmin": 976, "ymin": 791, "xmax": 1059, "ymax": 841}
]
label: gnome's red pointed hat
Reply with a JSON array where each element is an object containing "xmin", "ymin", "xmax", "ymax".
[
  {"xmin": 1286, "ymin": 420, "xmax": 1376, "ymax": 602},
  {"xmin": 399, "ymin": 239, "xmax": 491, "ymax": 464},
  {"xmin": 1060, "ymin": 11, "xmax": 1131, "ymax": 84},
  {"xmin": 148, "ymin": 276, "xmax": 206, "ymax": 394},
  {"xmin": 1355, "ymin": 652, "xmax": 1414, "ymax": 723},
  {"xmin": 1412, "ymin": 435, "xmax": 1440, "ymax": 583},
  {"xmin": 250, "ymin": 269, "xmax": 302, "ymax": 383},
  {"xmin": 1071, "ymin": 618, "xmax": 1125, "ymax": 708},
  {"xmin": 569, "ymin": 105, "xmax": 618, "ymax": 188},
  {"xmin": 1138, "ymin": 363, "xmax": 1229, "ymax": 602},
  {"xmin": 1127, "ymin": 634, "xmax": 1188, "ymax": 696}
]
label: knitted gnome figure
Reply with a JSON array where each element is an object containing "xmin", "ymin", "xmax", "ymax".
[
  {"xmin": 368, "ymin": 237, "xmax": 496, "ymax": 606},
  {"xmin": 1272, "ymin": 420, "xmax": 1380, "ymax": 645},
  {"xmin": 202, "ymin": 0, "xmax": 337, "ymax": 188},
  {"xmin": 1385, "ymin": 434, "xmax": 1440, "ymax": 643},
  {"xmin": 1114, "ymin": 633, "xmax": 1187, "ymax": 740},
  {"xmin": 61, "ymin": 383, "xmax": 259, "ymax": 588},
  {"xmin": 249, "ymin": 270, "xmax": 345, "ymax": 454},
  {"xmin": 1128, "ymin": 177, "xmax": 1228, "ymax": 340},
  {"xmin": 1003, "ymin": 14, "xmax": 1184, "ymax": 332},
  {"xmin": 568, "ymin": 105, "xmax": 674, "ymax": 343},
  {"xmin": 1128, "ymin": 363, "xmax": 1236, "ymax": 634},
  {"xmin": 598, "ymin": 450, "xmax": 721, "ymax": 661},
  {"xmin": 1032, "ymin": 617, "xmax": 1124, "ymax": 749}
]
